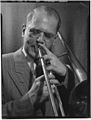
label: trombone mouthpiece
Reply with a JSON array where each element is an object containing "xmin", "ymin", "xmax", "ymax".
[
  {"xmin": 36, "ymin": 39, "xmax": 44, "ymax": 48},
  {"xmin": 36, "ymin": 40, "xmax": 44, "ymax": 44},
  {"xmin": 36, "ymin": 36, "xmax": 44, "ymax": 45}
]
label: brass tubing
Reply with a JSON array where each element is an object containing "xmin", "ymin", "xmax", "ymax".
[
  {"xmin": 57, "ymin": 32, "xmax": 87, "ymax": 83},
  {"xmin": 38, "ymin": 47, "xmax": 58, "ymax": 116}
]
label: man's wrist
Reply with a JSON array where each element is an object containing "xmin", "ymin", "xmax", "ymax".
[
  {"xmin": 53, "ymin": 66, "xmax": 67, "ymax": 83},
  {"xmin": 28, "ymin": 92, "xmax": 37, "ymax": 105},
  {"xmin": 21, "ymin": 92, "xmax": 36, "ymax": 107}
]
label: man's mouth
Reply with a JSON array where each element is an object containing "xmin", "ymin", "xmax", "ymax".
[
  {"xmin": 31, "ymin": 45, "xmax": 37, "ymax": 51},
  {"xmin": 28, "ymin": 44, "xmax": 38, "ymax": 55},
  {"xmin": 31, "ymin": 45, "xmax": 35, "ymax": 49}
]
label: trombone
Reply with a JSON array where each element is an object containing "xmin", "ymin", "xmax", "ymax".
[
  {"xmin": 57, "ymin": 32, "xmax": 87, "ymax": 83},
  {"xmin": 37, "ymin": 32, "xmax": 87, "ymax": 117},
  {"xmin": 57, "ymin": 32, "xmax": 87, "ymax": 117},
  {"xmin": 38, "ymin": 46, "xmax": 65, "ymax": 117}
]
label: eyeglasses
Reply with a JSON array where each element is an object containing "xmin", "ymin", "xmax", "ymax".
[{"xmin": 28, "ymin": 28, "xmax": 57, "ymax": 39}]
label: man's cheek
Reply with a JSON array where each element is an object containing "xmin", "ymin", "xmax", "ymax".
[
  {"xmin": 27, "ymin": 39, "xmax": 33, "ymax": 45},
  {"xmin": 26, "ymin": 37, "xmax": 35, "ymax": 45},
  {"xmin": 45, "ymin": 41, "xmax": 52, "ymax": 50}
]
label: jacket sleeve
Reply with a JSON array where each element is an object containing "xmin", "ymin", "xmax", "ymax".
[
  {"xmin": 63, "ymin": 65, "xmax": 75, "ymax": 94},
  {"xmin": 2, "ymin": 54, "xmax": 35, "ymax": 118},
  {"xmin": 2, "ymin": 94, "xmax": 34, "ymax": 118},
  {"xmin": 54, "ymin": 64, "xmax": 75, "ymax": 95}
]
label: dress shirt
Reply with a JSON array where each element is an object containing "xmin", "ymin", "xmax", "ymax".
[{"xmin": 22, "ymin": 47, "xmax": 36, "ymax": 79}]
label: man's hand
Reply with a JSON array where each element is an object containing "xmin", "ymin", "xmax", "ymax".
[
  {"xmin": 27, "ymin": 75, "xmax": 47, "ymax": 105},
  {"xmin": 27, "ymin": 72, "xmax": 60, "ymax": 106},
  {"xmin": 39, "ymin": 43, "xmax": 67, "ymax": 76}
]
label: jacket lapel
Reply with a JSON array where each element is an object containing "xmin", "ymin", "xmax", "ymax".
[{"xmin": 9, "ymin": 48, "xmax": 32, "ymax": 95}]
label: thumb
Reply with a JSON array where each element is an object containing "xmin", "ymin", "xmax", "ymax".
[
  {"xmin": 46, "ymin": 65, "xmax": 55, "ymax": 71},
  {"xmin": 35, "ymin": 75, "xmax": 44, "ymax": 82}
]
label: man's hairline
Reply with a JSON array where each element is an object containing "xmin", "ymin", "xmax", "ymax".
[{"xmin": 26, "ymin": 6, "xmax": 61, "ymax": 31}]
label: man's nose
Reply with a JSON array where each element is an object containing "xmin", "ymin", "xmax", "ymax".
[{"xmin": 36, "ymin": 32, "xmax": 45, "ymax": 44}]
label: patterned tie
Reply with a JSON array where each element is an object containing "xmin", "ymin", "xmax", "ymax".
[{"xmin": 28, "ymin": 62, "xmax": 36, "ymax": 90}]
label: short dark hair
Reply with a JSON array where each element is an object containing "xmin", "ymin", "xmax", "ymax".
[{"xmin": 26, "ymin": 6, "xmax": 61, "ymax": 31}]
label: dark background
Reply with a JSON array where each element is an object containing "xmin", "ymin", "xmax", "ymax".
[{"xmin": 1, "ymin": 1, "xmax": 89, "ymax": 72}]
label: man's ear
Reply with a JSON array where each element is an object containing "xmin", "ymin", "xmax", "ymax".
[{"xmin": 22, "ymin": 24, "xmax": 26, "ymax": 37}]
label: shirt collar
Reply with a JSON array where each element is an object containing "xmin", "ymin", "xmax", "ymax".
[
  {"xmin": 22, "ymin": 47, "xmax": 27, "ymax": 57},
  {"xmin": 22, "ymin": 47, "xmax": 36, "ymax": 71}
]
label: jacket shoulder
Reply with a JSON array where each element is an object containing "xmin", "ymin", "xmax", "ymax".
[
  {"xmin": 2, "ymin": 52, "xmax": 15, "ymax": 70},
  {"xmin": 2, "ymin": 52, "xmax": 14, "ymax": 62}
]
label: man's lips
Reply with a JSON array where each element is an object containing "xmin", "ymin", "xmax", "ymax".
[{"xmin": 31, "ymin": 45, "xmax": 35, "ymax": 49}]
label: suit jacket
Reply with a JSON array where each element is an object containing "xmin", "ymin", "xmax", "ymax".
[{"xmin": 2, "ymin": 48, "xmax": 75, "ymax": 118}]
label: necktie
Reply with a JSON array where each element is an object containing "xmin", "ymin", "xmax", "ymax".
[{"xmin": 28, "ymin": 62, "xmax": 36, "ymax": 90}]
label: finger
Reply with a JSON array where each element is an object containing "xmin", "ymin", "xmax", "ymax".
[
  {"xmin": 46, "ymin": 65, "xmax": 55, "ymax": 71},
  {"xmin": 44, "ymin": 79, "xmax": 60, "ymax": 86},
  {"xmin": 39, "ymin": 43, "xmax": 53, "ymax": 56},
  {"xmin": 43, "ymin": 85, "xmax": 55, "ymax": 94},
  {"xmin": 43, "ymin": 54, "xmax": 51, "ymax": 61},
  {"xmin": 50, "ymin": 79, "xmax": 60, "ymax": 85},
  {"xmin": 43, "ymin": 85, "xmax": 48, "ymax": 91},
  {"xmin": 35, "ymin": 75, "xmax": 45, "ymax": 82},
  {"xmin": 33, "ymin": 77, "xmax": 45, "ymax": 93},
  {"xmin": 29, "ymin": 81, "xmax": 41, "ymax": 93},
  {"xmin": 51, "ymin": 85, "xmax": 55, "ymax": 93},
  {"xmin": 35, "ymin": 80, "xmax": 41, "ymax": 87},
  {"xmin": 43, "ymin": 85, "xmax": 48, "ymax": 94},
  {"xmin": 43, "ymin": 85, "xmax": 49, "ymax": 98},
  {"xmin": 48, "ymin": 72, "xmax": 55, "ymax": 79},
  {"xmin": 42, "ymin": 71, "xmax": 55, "ymax": 86}
]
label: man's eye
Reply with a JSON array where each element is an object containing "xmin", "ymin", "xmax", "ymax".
[
  {"xmin": 44, "ymin": 33, "xmax": 53, "ymax": 39},
  {"xmin": 29, "ymin": 29, "xmax": 41, "ymax": 35}
]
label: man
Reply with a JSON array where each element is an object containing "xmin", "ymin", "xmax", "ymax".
[{"xmin": 2, "ymin": 6, "xmax": 74, "ymax": 118}]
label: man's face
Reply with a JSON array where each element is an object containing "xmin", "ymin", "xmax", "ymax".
[{"xmin": 23, "ymin": 10, "xmax": 58, "ymax": 59}]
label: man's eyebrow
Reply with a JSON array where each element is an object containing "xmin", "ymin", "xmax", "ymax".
[
  {"xmin": 29, "ymin": 28, "xmax": 34, "ymax": 31},
  {"xmin": 28, "ymin": 28, "xmax": 54, "ymax": 36},
  {"xmin": 29, "ymin": 28, "xmax": 39, "ymax": 31},
  {"xmin": 29, "ymin": 28, "xmax": 42, "ymax": 34}
]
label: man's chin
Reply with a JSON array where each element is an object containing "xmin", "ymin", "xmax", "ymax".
[
  {"xmin": 28, "ymin": 51, "xmax": 38, "ymax": 60},
  {"xmin": 25, "ymin": 47, "xmax": 38, "ymax": 60}
]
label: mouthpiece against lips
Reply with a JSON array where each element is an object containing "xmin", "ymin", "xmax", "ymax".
[
  {"xmin": 36, "ymin": 40, "xmax": 44, "ymax": 44},
  {"xmin": 36, "ymin": 35, "xmax": 45, "ymax": 45}
]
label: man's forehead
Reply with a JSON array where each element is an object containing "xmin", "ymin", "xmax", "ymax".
[
  {"xmin": 27, "ymin": 10, "xmax": 58, "ymax": 28},
  {"xmin": 27, "ymin": 9, "xmax": 57, "ymax": 25}
]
